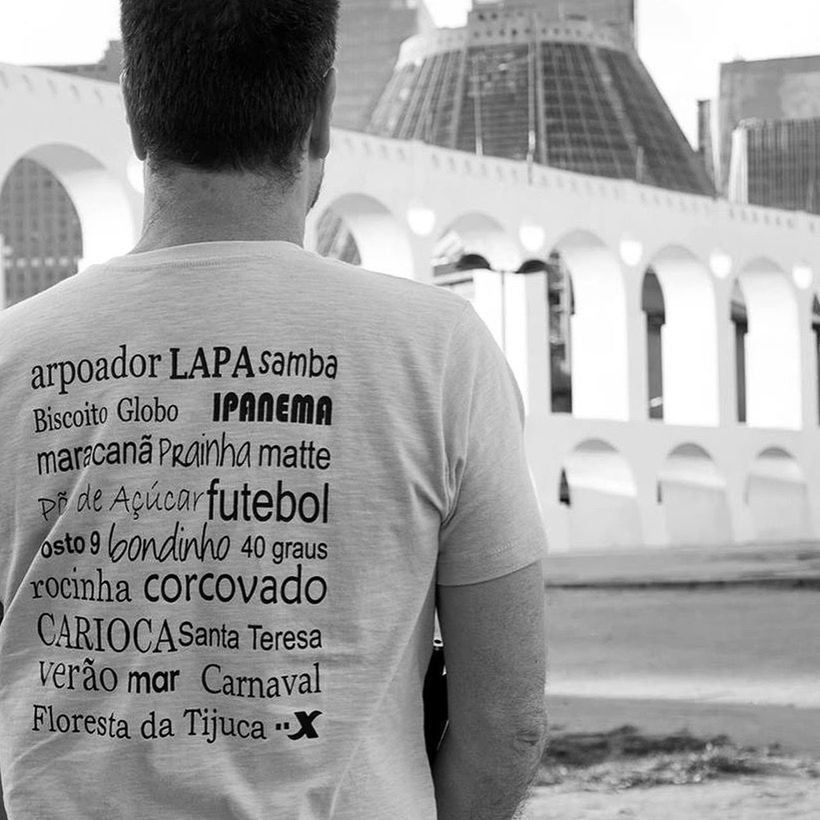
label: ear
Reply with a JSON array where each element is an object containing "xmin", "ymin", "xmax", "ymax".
[
  {"xmin": 120, "ymin": 71, "xmax": 147, "ymax": 161},
  {"xmin": 309, "ymin": 67, "xmax": 337, "ymax": 161}
]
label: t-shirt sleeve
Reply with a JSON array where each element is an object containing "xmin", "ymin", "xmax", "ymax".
[{"xmin": 437, "ymin": 303, "xmax": 548, "ymax": 586}]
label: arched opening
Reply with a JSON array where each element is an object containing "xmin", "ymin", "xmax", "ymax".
[
  {"xmin": 737, "ymin": 259, "xmax": 802, "ymax": 429},
  {"xmin": 647, "ymin": 248, "xmax": 719, "ymax": 426},
  {"xmin": 550, "ymin": 232, "xmax": 629, "ymax": 420},
  {"xmin": 641, "ymin": 268, "xmax": 664, "ymax": 420},
  {"xmin": 563, "ymin": 439, "xmax": 641, "ymax": 549},
  {"xmin": 432, "ymin": 212, "xmax": 521, "ymax": 276},
  {"xmin": 0, "ymin": 145, "xmax": 135, "ymax": 307},
  {"xmin": 731, "ymin": 280, "xmax": 748, "ymax": 424},
  {"xmin": 312, "ymin": 194, "xmax": 414, "ymax": 278},
  {"xmin": 659, "ymin": 444, "xmax": 731, "ymax": 547},
  {"xmin": 747, "ymin": 448, "xmax": 812, "ymax": 542},
  {"xmin": 0, "ymin": 157, "xmax": 82, "ymax": 306},
  {"xmin": 22, "ymin": 144, "xmax": 134, "ymax": 270},
  {"xmin": 315, "ymin": 208, "xmax": 361, "ymax": 266},
  {"xmin": 546, "ymin": 251, "xmax": 575, "ymax": 414},
  {"xmin": 813, "ymin": 296, "xmax": 820, "ymax": 425}
]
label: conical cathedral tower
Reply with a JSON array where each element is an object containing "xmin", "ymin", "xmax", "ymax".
[{"xmin": 366, "ymin": 0, "xmax": 712, "ymax": 195}]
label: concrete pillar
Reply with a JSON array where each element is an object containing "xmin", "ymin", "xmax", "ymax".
[
  {"xmin": 409, "ymin": 233, "xmax": 436, "ymax": 283},
  {"xmin": 0, "ymin": 233, "xmax": 5, "ymax": 310},
  {"xmin": 504, "ymin": 271, "xmax": 550, "ymax": 418},
  {"xmin": 798, "ymin": 291, "xmax": 817, "ymax": 437},
  {"xmin": 624, "ymin": 274, "xmax": 648, "ymax": 423},
  {"xmin": 714, "ymin": 278, "xmax": 738, "ymax": 428}
]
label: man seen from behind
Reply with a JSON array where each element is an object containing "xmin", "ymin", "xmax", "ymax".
[{"xmin": 0, "ymin": 1, "xmax": 548, "ymax": 817}]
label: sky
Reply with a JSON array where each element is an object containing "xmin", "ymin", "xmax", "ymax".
[{"xmin": 1, "ymin": 1, "xmax": 820, "ymax": 146}]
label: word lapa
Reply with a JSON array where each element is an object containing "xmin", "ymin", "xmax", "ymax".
[{"xmin": 169, "ymin": 346, "xmax": 337, "ymax": 380}]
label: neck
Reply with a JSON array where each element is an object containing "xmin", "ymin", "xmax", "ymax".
[{"xmin": 130, "ymin": 167, "xmax": 309, "ymax": 254}]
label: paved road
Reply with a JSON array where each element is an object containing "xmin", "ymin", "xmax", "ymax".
[{"xmin": 544, "ymin": 586, "xmax": 820, "ymax": 753}]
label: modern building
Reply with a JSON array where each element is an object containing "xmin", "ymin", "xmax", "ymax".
[
  {"xmin": 728, "ymin": 117, "xmax": 820, "ymax": 215},
  {"xmin": 709, "ymin": 54, "xmax": 820, "ymax": 198},
  {"xmin": 366, "ymin": 0, "xmax": 711, "ymax": 195},
  {"xmin": 334, "ymin": 0, "xmax": 431, "ymax": 130}
]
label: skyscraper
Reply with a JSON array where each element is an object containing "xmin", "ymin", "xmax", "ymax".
[
  {"xmin": 728, "ymin": 117, "xmax": 820, "ymax": 215},
  {"xmin": 715, "ymin": 54, "xmax": 820, "ymax": 194},
  {"xmin": 333, "ymin": 0, "xmax": 429, "ymax": 130}
]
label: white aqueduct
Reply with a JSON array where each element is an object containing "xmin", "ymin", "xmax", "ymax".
[{"xmin": 2, "ymin": 62, "xmax": 820, "ymax": 553}]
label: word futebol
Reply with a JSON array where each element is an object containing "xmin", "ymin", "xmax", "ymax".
[{"xmin": 206, "ymin": 477, "xmax": 330, "ymax": 525}]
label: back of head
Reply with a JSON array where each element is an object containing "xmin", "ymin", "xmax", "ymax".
[{"xmin": 120, "ymin": 0, "xmax": 339, "ymax": 182}]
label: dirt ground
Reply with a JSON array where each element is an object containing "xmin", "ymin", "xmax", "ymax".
[
  {"xmin": 524, "ymin": 776, "xmax": 820, "ymax": 820},
  {"xmin": 521, "ymin": 585, "xmax": 820, "ymax": 818},
  {"xmin": 521, "ymin": 724, "xmax": 820, "ymax": 819}
]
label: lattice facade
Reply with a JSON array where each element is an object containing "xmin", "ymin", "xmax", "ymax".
[{"xmin": 368, "ymin": 6, "xmax": 712, "ymax": 195}]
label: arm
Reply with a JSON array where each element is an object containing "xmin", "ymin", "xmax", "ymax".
[{"xmin": 433, "ymin": 560, "xmax": 548, "ymax": 820}]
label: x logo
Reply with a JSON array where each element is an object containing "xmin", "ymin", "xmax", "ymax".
[{"xmin": 287, "ymin": 710, "xmax": 322, "ymax": 741}]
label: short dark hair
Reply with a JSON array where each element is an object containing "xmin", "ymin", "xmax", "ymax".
[{"xmin": 121, "ymin": 0, "xmax": 339, "ymax": 179}]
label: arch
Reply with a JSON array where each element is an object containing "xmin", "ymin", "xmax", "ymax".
[
  {"xmin": 737, "ymin": 258, "xmax": 802, "ymax": 429},
  {"xmin": 659, "ymin": 443, "xmax": 731, "ymax": 546},
  {"xmin": 0, "ymin": 157, "xmax": 83, "ymax": 306},
  {"xmin": 746, "ymin": 447, "xmax": 812, "ymax": 541},
  {"xmin": 647, "ymin": 247, "xmax": 719, "ymax": 426},
  {"xmin": 6, "ymin": 144, "xmax": 135, "ymax": 271},
  {"xmin": 433, "ymin": 212, "xmax": 521, "ymax": 272},
  {"xmin": 315, "ymin": 208, "xmax": 361, "ymax": 266},
  {"xmin": 311, "ymin": 194, "xmax": 414, "ymax": 278},
  {"xmin": 550, "ymin": 231, "xmax": 629, "ymax": 421},
  {"xmin": 562, "ymin": 439, "xmax": 641, "ymax": 550}
]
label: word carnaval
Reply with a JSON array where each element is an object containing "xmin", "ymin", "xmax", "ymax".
[{"xmin": 201, "ymin": 661, "xmax": 321, "ymax": 700}]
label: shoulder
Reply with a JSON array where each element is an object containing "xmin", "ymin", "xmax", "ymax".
[
  {"xmin": 309, "ymin": 251, "xmax": 469, "ymax": 309},
  {"xmin": 300, "ymin": 250, "xmax": 474, "ymax": 337}
]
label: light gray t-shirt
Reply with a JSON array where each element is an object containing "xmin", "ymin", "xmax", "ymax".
[{"xmin": 0, "ymin": 241, "xmax": 546, "ymax": 819}]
